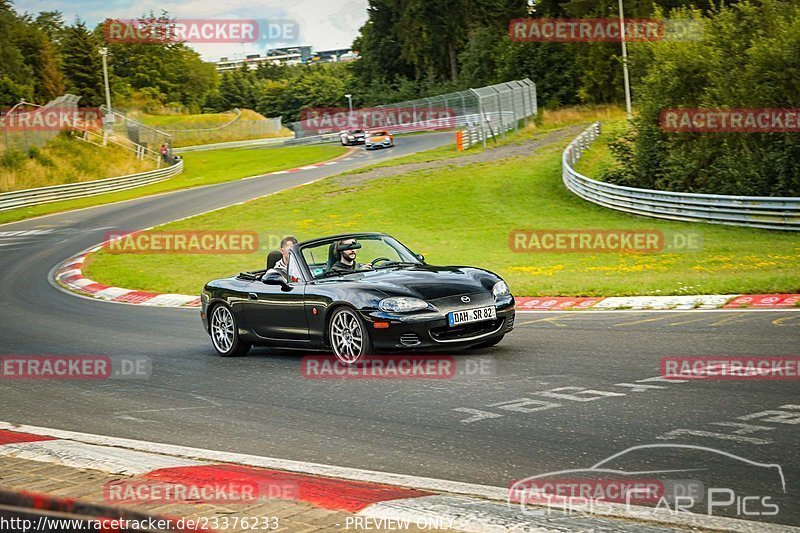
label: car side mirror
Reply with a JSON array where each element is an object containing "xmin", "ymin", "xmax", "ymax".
[
  {"xmin": 415, "ymin": 253, "xmax": 425, "ymax": 263},
  {"xmin": 262, "ymin": 272, "xmax": 292, "ymax": 291}
]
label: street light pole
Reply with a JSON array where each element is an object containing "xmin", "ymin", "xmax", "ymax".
[
  {"xmin": 618, "ymin": 0, "xmax": 633, "ymax": 120},
  {"xmin": 99, "ymin": 47, "xmax": 113, "ymax": 130},
  {"xmin": 344, "ymin": 94, "xmax": 353, "ymax": 127}
]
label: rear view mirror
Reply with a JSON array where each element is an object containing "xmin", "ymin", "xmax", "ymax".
[{"xmin": 415, "ymin": 253, "xmax": 425, "ymax": 263}]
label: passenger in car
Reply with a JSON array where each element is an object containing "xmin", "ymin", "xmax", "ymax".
[{"xmin": 269, "ymin": 236, "xmax": 298, "ymax": 280}]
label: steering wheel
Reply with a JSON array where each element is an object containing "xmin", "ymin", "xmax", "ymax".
[{"xmin": 370, "ymin": 257, "xmax": 393, "ymax": 267}]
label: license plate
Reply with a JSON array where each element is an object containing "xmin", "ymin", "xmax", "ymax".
[{"xmin": 448, "ymin": 306, "xmax": 496, "ymax": 327}]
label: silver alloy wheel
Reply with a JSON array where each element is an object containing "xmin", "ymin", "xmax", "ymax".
[
  {"xmin": 211, "ymin": 305, "xmax": 235, "ymax": 354},
  {"xmin": 330, "ymin": 309, "xmax": 364, "ymax": 364}
]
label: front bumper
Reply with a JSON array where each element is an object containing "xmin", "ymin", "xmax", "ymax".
[
  {"xmin": 365, "ymin": 140, "xmax": 392, "ymax": 150},
  {"xmin": 360, "ymin": 295, "xmax": 515, "ymax": 351}
]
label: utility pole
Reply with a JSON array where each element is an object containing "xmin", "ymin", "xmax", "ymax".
[
  {"xmin": 618, "ymin": 0, "xmax": 633, "ymax": 120},
  {"xmin": 345, "ymin": 94, "xmax": 353, "ymax": 127},
  {"xmin": 99, "ymin": 47, "xmax": 113, "ymax": 131}
]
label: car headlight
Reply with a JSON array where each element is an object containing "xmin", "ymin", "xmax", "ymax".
[
  {"xmin": 347, "ymin": 135, "xmax": 354, "ymax": 139},
  {"xmin": 492, "ymin": 281, "xmax": 510, "ymax": 298},
  {"xmin": 379, "ymin": 297, "xmax": 428, "ymax": 313}
]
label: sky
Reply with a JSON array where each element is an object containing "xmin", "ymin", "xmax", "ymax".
[{"xmin": 14, "ymin": 0, "xmax": 369, "ymax": 61}]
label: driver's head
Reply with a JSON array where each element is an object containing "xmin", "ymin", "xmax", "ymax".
[
  {"xmin": 337, "ymin": 238, "xmax": 358, "ymax": 262},
  {"xmin": 280, "ymin": 236, "xmax": 297, "ymax": 261}
]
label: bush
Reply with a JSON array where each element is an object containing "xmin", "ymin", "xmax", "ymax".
[
  {"xmin": 0, "ymin": 150, "xmax": 26, "ymax": 170},
  {"xmin": 616, "ymin": 1, "xmax": 800, "ymax": 196},
  {"xmin": 27, "ymin": 146, "xmax": 55, "ymax": 167}
]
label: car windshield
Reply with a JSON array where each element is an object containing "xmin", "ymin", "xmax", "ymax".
[{"xmin": 301, "ymin": 234, "xmax": 421, "ymax": 279}]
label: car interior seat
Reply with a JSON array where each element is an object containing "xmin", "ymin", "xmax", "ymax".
[{"xmin": 266, "ymin": 250, "xmax": 282, "ymax": 270}]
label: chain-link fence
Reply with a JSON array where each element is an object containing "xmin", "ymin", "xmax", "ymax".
[
  {"xmin": 99, "ymin": 106, "xmax": 172, "ymax": 164},
  {"xmin": 0, "ymin": 94, "xmax": 83, "ymax": 154},
  {"xmin": 154, "ymin": 109, "xmax": 283, "ymax": 148},
  {"xmin": 469, "ymin": 79, "xmax": 537, "ymax": 147},
  {"xmin": 0, "ymin": 95, "xmax": 172, "ymax": 166},
  {"xmin": 287, "ymin": 78, "xmax": 536, "ymax": 145}
]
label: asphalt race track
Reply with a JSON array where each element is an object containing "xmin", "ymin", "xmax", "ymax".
[{"xmin": 0, "ymin": 131, "xmax": 798, "ymax": 528}]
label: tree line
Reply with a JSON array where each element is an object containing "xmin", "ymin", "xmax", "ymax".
[
  {"xmin": 1, "ymin": 0, "xmax": 728, "ymax": 116},
  {"xmin": 2, "ymin": 0, "xmax": 796, "ymax": 195},
  {"xmin": 0, "ymin": 6, "xmax": 218, "ymax": 110}
]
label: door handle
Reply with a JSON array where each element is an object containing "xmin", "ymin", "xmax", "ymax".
[{"xmin": 248, "ymin": 293, "xmax": 258, "ymax": 300}]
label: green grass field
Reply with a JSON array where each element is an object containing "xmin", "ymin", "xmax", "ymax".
[
  {"xmin": 341, "ymin": 105, "xmax": 626, "ymax": 175},
  {"xmin": 137, "ymin": 109, "xmax": 265, "ymax": 127},
  {"xmin": 85, "ymin": 114, "xmax": 800, "ymax": 297},
  {"xmin": 0, "ymin": 143, "xmax": 347, "ymax": 225},
  {"xmin": 135, "ymin": 109, "xmax": 293, "ymax": 147}
]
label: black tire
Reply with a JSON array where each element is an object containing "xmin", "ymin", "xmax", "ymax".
[
  {"xmin": 470, "ymin": 335, "xmax": 504, "ymax": 350},
  {"xmin": 328, "ymin": 307, "xmax": 372, "ymax": 364},
  {"xmin": 209, "ymin": 304, "xmax": 251, "ymax": 357}
]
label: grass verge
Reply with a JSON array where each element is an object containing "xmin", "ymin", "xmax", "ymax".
[
  {"xmin": 0, "ymin": 143, "xmax": 347, "ymax": 225},
  {"xmin": 135, "ymin": 109, "xmax": 293, "ymax": 147},
  {"xmin": 342, "ymin": 105, "xmax": 626, "ymax": 175},
  {"xmin": 0, "ymin": 135, "xmax": 156, "ymax": 193}
]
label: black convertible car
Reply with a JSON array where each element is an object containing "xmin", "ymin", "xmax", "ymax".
[{"xmin": 201, "ymin": 233, "xmax": 515, "ymax": 363}]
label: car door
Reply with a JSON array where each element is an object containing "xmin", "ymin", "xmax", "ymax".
[{"xmin": 243, "ymin": 252, "xmax": 309, "ymax": 342}]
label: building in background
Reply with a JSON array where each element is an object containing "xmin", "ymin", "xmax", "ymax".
[{"xmin": 214, "ymin": 47, "xmax": 357, "ymax": 72}]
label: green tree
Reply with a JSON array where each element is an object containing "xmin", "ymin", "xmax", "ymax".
[
  {"xmin": 0, "ymin": 0, "xmax": 33, "ymax": 104},
  {"xmin": 607, "ymin": 1, "xmax": 800, "ymax": 196},
  {"xmin": 15, "ymin": 20, "xmax": 65, "ymax": 102},
  {"xmin": 61, "ymin": 20, "xmax": 103, "ymax": 106},
  {"xmin": 99, "ymin": 12, "xmax": 218, "ymax": 112}
]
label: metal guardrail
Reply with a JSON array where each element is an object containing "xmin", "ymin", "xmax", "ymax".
[
  {"xmin": 0, "ymin": 159, "xmax": 183, "ymax": 212},
  {"xmin": 562, "ymin": 123, "xmax": 800, "ymax": 231}
]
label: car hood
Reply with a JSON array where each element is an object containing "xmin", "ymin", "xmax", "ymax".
[
  {"xmin": 318, "ymin": 264, "xmax": 500, "ymax": 300},
  {"xmin": 368, "ymin": 136, "xmax": 389, "ymax": 142}
]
